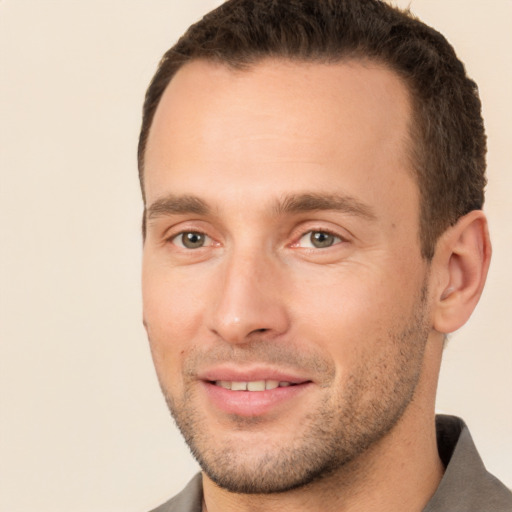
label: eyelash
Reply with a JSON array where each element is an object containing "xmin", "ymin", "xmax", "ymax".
[
  {"xmin": 169, "ymin": 231, "xmax": 215, "ymax": 249},
  {"xmin": 294, "ymin": 228, "xmax": 346, "ymax": 249}
]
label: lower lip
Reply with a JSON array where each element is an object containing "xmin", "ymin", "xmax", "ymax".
[{"xmin": 201, "ymin": 381, "xmax": 312, "ymax": 417}]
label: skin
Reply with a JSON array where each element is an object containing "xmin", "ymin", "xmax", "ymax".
[{"xmin": 141, "ymin": 59, "xmax": 491, "ymax": 512}]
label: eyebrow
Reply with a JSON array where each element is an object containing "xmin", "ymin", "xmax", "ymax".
[
  {"xmin": 146, "ymin": 194, "xmax": 211, "ymax": 220},
  {"xmin": 273, "ymin": 193, "xmax": 377, "ymax": 220},
  {"xmin": 145, "ymin": 192, "xmax": 376, "ymax": 222}
]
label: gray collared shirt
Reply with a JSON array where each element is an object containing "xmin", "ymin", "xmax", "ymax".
[
  {"xmin": 150, "ymin": 415, "xmax": 512, "ymax": 511},
  {"xmin": 424, "ymin": 415, "xmax": 511, "ymax": 511}
]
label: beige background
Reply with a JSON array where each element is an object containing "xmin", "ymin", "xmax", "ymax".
[{"xmin": 0, "ymin": 1, "xmax": 510, "ymax": 511}]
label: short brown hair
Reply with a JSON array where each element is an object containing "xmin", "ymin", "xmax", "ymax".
[{"xmin": 138, "ymin": 0, "xmax": 486, "ymax": 259}]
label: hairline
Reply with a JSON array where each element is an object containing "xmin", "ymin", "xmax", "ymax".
[{"xmin": 139, "ymin": 53, "xmax": 419, "ymax": 170}]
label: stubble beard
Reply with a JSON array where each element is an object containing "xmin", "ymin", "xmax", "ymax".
[{"xmin": 159, "ymin": 286, "xmax": 430, "ymax": 495}]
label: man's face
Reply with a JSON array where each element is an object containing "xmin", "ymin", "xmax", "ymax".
[{"xmin": 142, "ymin": 59, "xmax": 432, "ymax": 493}]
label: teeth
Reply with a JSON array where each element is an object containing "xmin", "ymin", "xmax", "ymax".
[
  {"xmin": 215, "ymin": 380, "xmax": 293, "ymax": 391},
  {"xmin": 247, "ymin": 380, "xmax": 265, "ymax": 391}
]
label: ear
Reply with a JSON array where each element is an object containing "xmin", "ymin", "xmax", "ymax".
[{"xmin": 431, "ymin": 210, "xmax": 491, "ymax": 334}]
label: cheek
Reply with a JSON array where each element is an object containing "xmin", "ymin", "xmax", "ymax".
[
  {"xmin": 143, "ymin": 258, "xmax": 206, "ymax": 327},
  {"xmin": 142, "ymin": 262, "xmax": 209, "ymax": 380},
  {"xmin": 287, "ymin": 263, "xmax": 422, "ymax": 360},
  {"xmin": 289, "ymin": 265, "xmax": 394, "ymax": 324}
]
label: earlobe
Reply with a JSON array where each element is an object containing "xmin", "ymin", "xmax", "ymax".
[{"xmin": 432, "ymin": 210, "xmax": 491, "ymax": 334}]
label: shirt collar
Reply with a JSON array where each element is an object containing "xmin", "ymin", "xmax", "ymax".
[{"xmin": 424, "ymin": 415, "xmax": 512, "ymax": 511}]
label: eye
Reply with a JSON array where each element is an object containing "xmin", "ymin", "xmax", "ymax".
[
  {"xmin": 297, "ymin": 230, "xmax": 342, "ymax": 249},
  {"xmin": 172, "ymin": 231, "xmax": 212, "ymax": 249}
]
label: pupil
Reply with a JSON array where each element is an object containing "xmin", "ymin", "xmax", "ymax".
[
  {"xmin": 311, "ymin": 231, "xmax": 333, "ymax": 248},
  {"xmin": 184, "ymin": 232, "xmax": 204, "ymax": 248}
]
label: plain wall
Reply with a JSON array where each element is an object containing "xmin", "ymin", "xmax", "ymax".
[{"xmin": 0, "ymin": 1, "xmax": 510, "ymax": 511}]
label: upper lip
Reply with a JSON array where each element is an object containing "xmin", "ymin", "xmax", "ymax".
[{"xmin": 197, "ymin": 365, "xmax": 311, "ymax": 384}]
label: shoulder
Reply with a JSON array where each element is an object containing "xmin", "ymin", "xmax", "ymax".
[
  {"xmin": 424, "ymin": 416, "xmax": 512, "ymax": 511},
  {"xmin": 149, "ymin": 473, "xmax": 203, "ymax": 512}
]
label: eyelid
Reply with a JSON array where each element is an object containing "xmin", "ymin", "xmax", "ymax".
[
  {"xmin": 297, "ymin": 230, "xmax": 342, "ymax": 248},
  {"xmin": 289, "ymin": 225, "xmax": 350, "ymax": 248},
  {"xmin": 170, "ymin": 230, "xmax": 215, "ymax": 249},
  {"xmin": 160, "ymin": 218, "xmax": 218, "ymax": 242}
]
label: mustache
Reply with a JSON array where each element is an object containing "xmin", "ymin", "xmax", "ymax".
[{"xmin": 182, "ymin": 339, "xmax": 336, "ymax": 385}]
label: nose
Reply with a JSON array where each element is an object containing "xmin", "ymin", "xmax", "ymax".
[{"xmin": 207, "ymin": 249, "xmax": 290, "ymax": 344}]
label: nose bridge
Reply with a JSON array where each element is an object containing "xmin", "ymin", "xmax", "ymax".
[{"xmin": 209, "ymin": 242, "xmax": 289, "ymax": 344}]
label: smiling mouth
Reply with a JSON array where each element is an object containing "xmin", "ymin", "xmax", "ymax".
[
  {"xmin": 202, "ymin": 378, "xmax": 313, "ymax": 416},
  {"xmin": 212, "ymin": 380, "xmax": 300, "ymax": 391}
]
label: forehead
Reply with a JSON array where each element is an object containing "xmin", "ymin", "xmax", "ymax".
[{"xmin": 144, "ymin": 58, "xmax": 417, "ymax": 217}]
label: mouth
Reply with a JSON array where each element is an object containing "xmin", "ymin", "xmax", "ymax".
[
  {"xmin": 212, "ymin": 380, "xmax": 296, "ymax": 391},
  {"xmin": 199, "ymin": 372, "xmax": 313, "ymax": 417}
]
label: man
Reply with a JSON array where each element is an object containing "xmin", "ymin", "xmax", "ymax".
[{"xmin": 138, "ymin": 0, "xmax": 512, "ymax": 510}]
